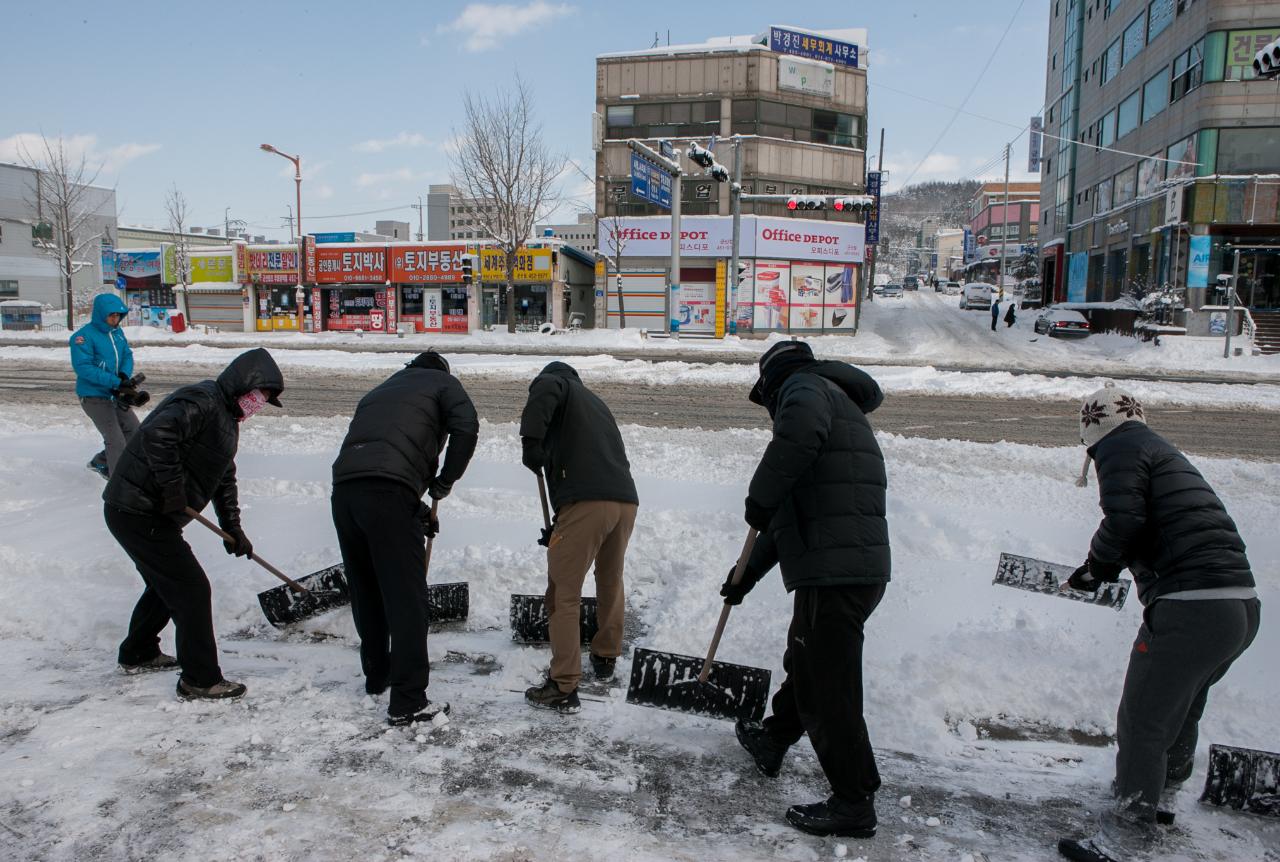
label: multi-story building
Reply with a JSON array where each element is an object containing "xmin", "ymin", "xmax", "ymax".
[
  {"xmin": 0, "ymin": 162, "xmax": 117, "ymax": 311},
  {"xmin": 1039, "ymin": 0, "xmax": 1280, "ymax": 328},
  {"xmin": 535, "ymin": 213, "xmax": 598, "ymax": 254},
  {"xmin": 425, "ymin": 184, "xmax": 530, "ymax": 242},
  {"xmin": 117, "ymin": 226, "xmax": 240, "ymax": 250},
  {"xmin": 964, "ymin": 180, "xmax": 1041, "ymax": 281}
]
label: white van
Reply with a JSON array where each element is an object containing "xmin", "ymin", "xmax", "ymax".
[{"xmin": 960, "ymin": 283, "xmax": 993, "ymax": 310}]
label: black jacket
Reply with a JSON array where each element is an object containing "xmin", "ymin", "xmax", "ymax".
[
  {"xmin": 332, "ymin": 366, "xmax": 479, "ymax": 496},
  {"xmin": 519, "ymin": 362, "xmax": 638, "ymax": 511},
  {"xmin": 104, "ymin": 348, "xmax": 284, "ymax": 528},
  {"xmin": 746, "ymin": 361, "xmax": 890, "ymax": 591},
  {"xmin": 1089, "ymin": 421, "xmax": 1253, "ymax": 603}
]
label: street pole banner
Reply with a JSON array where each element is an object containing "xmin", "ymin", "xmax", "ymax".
[
  {"xmin": 1028, "ymin": 117, "xmax": 1043, "ymax": 173},
  {"xmin": 865, "ymin": 171, "xmax": 882, "ymax": 245}
]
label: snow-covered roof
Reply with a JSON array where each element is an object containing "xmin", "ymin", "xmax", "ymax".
[{"xmin": 599, "ymin": 25, "xmax": 868, "ymax": 60}]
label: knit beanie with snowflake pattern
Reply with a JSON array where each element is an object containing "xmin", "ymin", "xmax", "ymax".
[{"xmin": 1075, "ymin": 382, "xmax": 1147, "ymax": 486}]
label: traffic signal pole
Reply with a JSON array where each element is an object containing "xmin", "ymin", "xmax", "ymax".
[{"xmin": 730, "ymin": 135, "xmax": 742, "ymax": 336}]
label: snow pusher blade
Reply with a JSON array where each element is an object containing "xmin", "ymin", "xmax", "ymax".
[
  {"xmin": 994, "ymin": 552, "xmax": 1131, "ymax": 610},
  {"xmin": 1201, "ymin": 744, "xmax": 1280, "ymax": 818},
  {"xmin": 624, "ymin": 529, "xmax": 771, "ymax": 722},
  {"xmin": 510, "ymin": 594, "xmax": 599, "ymax": 644},
  {"xmin": 256, "ymin": 566, "xmax": 469, "ymax": 628}
]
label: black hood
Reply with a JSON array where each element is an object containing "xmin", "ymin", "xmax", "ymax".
[
  {"xmin": 217, "ymin": 348, "xmax": 284, "ymax": 408},
  {"xmin": 533, "ymin": 361, "xmax": 581, "ymax": 388},
  {"xmin": 806, "ymin": 361, "xmax": 884, "ymax": 414},
  {"xmin": 749, "ymin": 341, "xmax": 815, "ymax": 408},
  {"xmin": 407, "ymin": 350, "xmax": 450, "ymax": 374}
]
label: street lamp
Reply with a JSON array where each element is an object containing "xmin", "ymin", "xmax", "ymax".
[{"xmin": 260, "ymin": 143, "xmax": 306, "ymax": 333}]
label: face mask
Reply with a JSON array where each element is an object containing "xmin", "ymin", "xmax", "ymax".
[{"xmin": 237, "ymin": 389, "xmax": 269, "ymax": 422}]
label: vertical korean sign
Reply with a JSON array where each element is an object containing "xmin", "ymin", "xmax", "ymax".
[
  {"xmin": 864, "ymin": 171, "xmax": 882, "ymax": 245},
  {"xmin": 1028, "ymin": 116, "xmax": 1043, "ymax": 173}
]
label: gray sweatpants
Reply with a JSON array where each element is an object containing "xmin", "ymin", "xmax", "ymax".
[
  {"xmin": 1114, "ymin": 597, "xmax": 1261, "ymax": 816},
  {"xmin": 79, "ymin": 396, "xmax": 140, "ymax": 474}
]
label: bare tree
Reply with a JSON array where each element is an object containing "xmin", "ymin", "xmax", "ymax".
[
  {"xmin": 450, "ymin": 77, "xmax": 565, "ymax": 332},
  {"xmin": 597, "ymin": 210, "xmax": 630, "ymax": 329},
  {"xmin": 20, "ymin": 134, "xmax": 111, "ymax": 329},
  {"xmin": 164, "ymin": 183, "xmax": 191, "ymax": 288}
]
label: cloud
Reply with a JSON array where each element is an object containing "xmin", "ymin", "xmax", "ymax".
[
  {"xmin": 439, "ymin": 1, "xmax": 573, "ymax": 53},
  {"xmin": 353, "ymin": 132, "xmax": 429, "ymax": 153},
  {"xmin": 315, "ymin": 184, "xmax": 335, "ymax": 200},
  {"xmin": 0, "ymin": 133, "xmax": 159, "ymax": 174}
]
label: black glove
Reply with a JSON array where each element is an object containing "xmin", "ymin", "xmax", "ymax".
[
  {"xmin": 720, "ymin": 564, "xmax": 759, "ymax": 606},
  {"xmin": 744, "ymin": 498, "xmax": 773, "ymax": 532},
  {"xmin": 222, "ymin": 525, "xmax": 253, "ymax": 558},
  {"xmin": 521, "ymin": 438, "xmax": 545, "ymax": 474},
  {"xmin": 537, "ymin": 526, "xmax": 553, "ymax": 547},
  {"xmin": 418, "ymin": 501, "xmax": 440, "ymax": 539},
  {"xmin": 1089, "ymin": 557, "xmax": 1123, "ymax": 583},
  {"xmin": 160, "ymin": 482, "xmax": 187, "ymax": 516},
  {"xmin": 427, "ymin": 478, "xmax": 452, "ymax": 501},
  {"xmin": 1067, "ymin": 563, "xmax": 1098, "ymax": 592}
]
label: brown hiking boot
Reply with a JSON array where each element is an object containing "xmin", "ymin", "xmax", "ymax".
[
  {"xmin": 176, "ymin": 677, "xmax": 247, "ymax": 700},
  {"xmin": 120, "ymin": 652, "xmax": 178, "ymax": 675}
]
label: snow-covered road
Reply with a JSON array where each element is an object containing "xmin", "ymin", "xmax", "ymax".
[{"xmin": 1, "ymin": 406, "xmax": 1276, "ymax": 860}]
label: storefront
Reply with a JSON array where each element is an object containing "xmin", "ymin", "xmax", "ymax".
[
  {"xmin": 388, "ymin": 244, "xmax": 471, "ymax": 333},
  {"xmin": 114, "ymin": 250, "xmax": 172, "ymax": 327},
  {"xmin": 239, "ymin": 244, "xmax": 306, "ymax": 331},
  {"xmin": 478, "ymin": 247, "xmax": 555, "ymax": 329},
  {"xmin": 175, "ymin": 248, "xmax": 245, "ymax": 332},
  {"xmin": 304, "ymin": 240, "xmax": 394, "ymax": 332},
  {"xmin": 596, "ymin": 215, "xmax": 864, "ymax": 335}
]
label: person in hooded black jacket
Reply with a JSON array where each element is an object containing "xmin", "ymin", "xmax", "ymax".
[
  {"xmin": 330, "ymin": 351, "xmax": 479, "ymax": 726},
  {"xmin": 1058, "ymin": 386, "xmax": 1259, "ymax": 862},
  {"xmin": 722, "ymin": 340, "xmax": 890, "ymax": 840},
  {"xmin": 518, "ymin": 361, "xmax": 638, "ymax": 714},
  {"xmin": 104, "ymin": 347, "xmax": 284, "ymax": 701}
]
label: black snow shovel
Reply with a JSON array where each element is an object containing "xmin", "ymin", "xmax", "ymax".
[
  {"xmin": 625, "ymin": 528, "xmax": 771, "ymax": 722},
  {"xmin": 509, "ymin": 471, "xmax": 600, "ymax": 642},
  {"xmin": 993, "ymin": 552, "xmax": 1131, "ymax": 611},
  {"xmin": 1201, "ymin": 744, "xmax": 1280, "ymax": 818}
]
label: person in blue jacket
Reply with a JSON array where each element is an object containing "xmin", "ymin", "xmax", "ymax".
[{"xmin": 71, "ymin": 293, "xmax": 140, "ymax": 477}]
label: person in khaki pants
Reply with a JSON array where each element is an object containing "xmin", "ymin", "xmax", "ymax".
[{"xmin": 519, "ymin": 362, "xmax": 638, "ymax": 714}]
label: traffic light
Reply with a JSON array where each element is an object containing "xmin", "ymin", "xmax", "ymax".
[
  {"xmin": 460, "ymin": 254, "xmax": 476, "ymax": 284},
  {"xmin": 786, "ymin": 196, "xmax": 825, "ymax": 211},
  {"xmin": 709, "ymin": 163, "xmax": 729, "ymax": 183},
  {"xmin": 687, "ymin": 142, "xmax": 715, "ymax": 169},
  {"xmin": 1255, "ymin": 36, "xmax": 1280, "ymax": 79},
  {"xmin": 833, "ymin": 196, "xmax": 874, "ymax": 215}
]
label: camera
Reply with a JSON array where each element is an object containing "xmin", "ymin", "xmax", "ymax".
[{"xmin": 114, "ymin": 373, "xmax": 151, "ymax": 409}]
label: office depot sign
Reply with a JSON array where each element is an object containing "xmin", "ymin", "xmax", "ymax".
[{"xmin": 598, "ymin": 216, "xmax": 863, "ymax": 263}]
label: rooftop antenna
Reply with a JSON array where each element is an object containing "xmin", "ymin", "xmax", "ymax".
[{"xmin": 652, "ymin": 31, "xmax": 660, "ymax": 48}]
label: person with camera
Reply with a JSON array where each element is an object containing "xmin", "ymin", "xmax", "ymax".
[
  {"xmin": 70, "ymin": 293, "xmax": 148, "ymax": 478},
  {"xmin": 104, "ymin": 348, "xmax": 284, "ymax": 699},
  {"xmin": 331, "ymin": 351, "xmax": 479, "ymax": 726}
]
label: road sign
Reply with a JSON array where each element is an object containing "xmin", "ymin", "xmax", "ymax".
[
  {"xmin": 659, "ymin": 140, "xmax": 674, "ymax": 159},
  {"xmin": 630, "ymin": 152, "xmax": 672, "ymax": 210}
]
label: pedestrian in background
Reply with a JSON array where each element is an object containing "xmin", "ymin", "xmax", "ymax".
[
  {"xmin": 71, "ymin": 293, "xmax": 140, "ymax": 478},
  {"xmin": 991, "ymin": 297, "xmax": 1001, "ymax": 332},
  {"xmin": 1005, "ymin": 301, "xmax": 1017, "ymax": 328}
]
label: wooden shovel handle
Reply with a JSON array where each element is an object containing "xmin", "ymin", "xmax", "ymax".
[
  {"xmin": 424, "ymin": 498, "xmax": 440, "ymax": 575},
  {"xmin": 699, "ymin": 528, "xmax": 758, "ymax": 683},
  {"xmin": 185, "ymin": 507, "xmax": 309, "ymax": 594},
  {"xmin": 536, "ymin": 471, "xmax": 552, "ymax": 531}
]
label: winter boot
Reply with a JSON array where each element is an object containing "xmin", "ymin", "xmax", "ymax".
[
  {"xmin": 365, "ymin": 677, "xmax": 388, "ymax": 696},
  {"xmin": 785, "ymin": 795, "xmax": 877, "ymax": 838},
  {"xmin": 176, "ymin": 677, "xmax": 247, "ymax": 700},
  {"xmin": 386, "ymin": 701, "xmax": 450, "ymax": 727},
  {"xmin": 588, "ymin": 652, "xmax": 616, "ymax": 681},
  {"xmin": 735, "ymin": 719, "xmax": 788, "ymax": 777},
  {"xmin": 524, "ymin": 678, "xmax": 581, "ymax": 714},
  {"xmin": 1057, "ymin": 837, "xmax": 1121, "ymax": 862},
  {"xmin": 120, "ymin": 652, "xmax": 178, "ymax": 675},
  {"xmin": 87, "ymin": 456, "xmax": 109, "ymax": 479}
]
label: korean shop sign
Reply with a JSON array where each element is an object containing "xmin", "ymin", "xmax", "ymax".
[
  {"xmin": 480, "ymin": 247, "xmax": 553, "ymax": 283},
  {"xmin": 309, "ymin": 245, "xmax": 388, "ymax": 284},
  {"xmin": 389, "ymin": 244, "xmax": 467, "ymax": 283},
  {"xmin": 769, "ymin": 27, "xmax": 859, "ymax": 69}
]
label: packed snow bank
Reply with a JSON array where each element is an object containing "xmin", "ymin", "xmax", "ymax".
[
  {"xmin": 4, "ymin": 343, "xmax": 1279, "ymax": 410},
  {"xmin": 0, "ymin": 407, "xmax": 1275, "ymax": 860}
]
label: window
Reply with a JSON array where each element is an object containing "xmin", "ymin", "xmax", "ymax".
[
  {"xmin": 605, "ymin": 101, "xmax": 719, "ymax": 139},
  {"xmin": 1216, "ymin": 127, "xmax": 1280, "ymax": 174},
  {"xmin": 1170, "ymin": 38, "xmax": 1204, "ymax": 101},
  {"xmin": 1117, "ymin": 90, "xmax": 1140, "ymax": 138},
  {"xmin": 1166, "ymin": 133, "xmax": 1197, "ymax": 179},
  {"xmin": 1142, "ymin": 68, "xmax": 1169, "ymax": 122},
  {"xmin": 1097, "ymin": 177, "xmax": 1114, "ymax": 212},
  {"xmin": 1103, "ymin": 39, "xmax": 1122, "ymax": 83},
  {"xmin": 1122, "ymin": 14, "xmax": 1146, "ymax": 66},
  {"xmin": 1101, "ymin": 109, "xmax": 1117, "ymax": 147},
  {"xmin": 1138, "ymin": 156, "xmax": 1164, "ymax": 195},
  {"xmin": 1114, "ymin": 166, "xmax": 1137, "ymax": 205},
  {"xmin": 1147, "ymin": 0, "xmax": 1174, "ymax": 43},
  {"xmin": 605, "ymin": 105, "xmax": 633, "ymax": 126},
  {"xmin": 0, "ymin": 280, "xmax": 16, "ymax": 297}
]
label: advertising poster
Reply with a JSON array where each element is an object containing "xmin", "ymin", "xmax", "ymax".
[
  {"xmin": 824, "ymin": 265, "xmax": 856, "ymax": 330},
  {"xmin": 677, "ymin": 282, "xmax": 716, "ymax": 333},
  {"xmin": 753, "ymin": 260, "xmax": 791, "ymax": 332},
  {"xmin": 443, "ymin": 286, "xmax": 469, "ymax": 333},
  {"xmin": 1187, "ymin": 235, "xmax": 1211, "ymax": 288},
  {"xmin": 790, "ymin": 263, "xmax": 826, "ymax": 330},
  {"xmin": 1067, "ymin": 252, "xmax": 1089, "ymax": 302},
  {"xmin": 423, "ymin": 288, "xmax": 443, "ymax": 332},
  {"xmin": 126, "ymin": 292, "xmax": 144, "ymax": 326},
  {"xmin": 733, "ymin": 260, "xmax": 755, "ymax": 333}
]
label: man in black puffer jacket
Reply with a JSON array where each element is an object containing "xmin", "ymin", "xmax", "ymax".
[
  {"xmin": 519, "ymin": 361, "xmax": 638, "ymax": 714},
  {"xmin": 105, "ymin": 347, "xmax": 284, "ymax": 701},
  {"xmin": 722, "ymin": 340, "xmax": 890, "ymax": 840},
  {"xmin": 1058, "ymin": 385, "xmax": 1259, "ymax": 862},
  {"xmin": 331, "ymin": 350, "xmax": 478, "ymax": 726}
]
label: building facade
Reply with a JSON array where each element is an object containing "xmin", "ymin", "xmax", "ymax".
[
  {"xmin": 1040, "ymin": 0, "xmax": 1280, "ymax": 316},
  {"xmin": 0, "ymin": 162, "xmax": 117, "ymax": 312},
  {"xmin": 965, "ymin": 180, "xmax": 1041, "ymax": 282},
  {"xmin": 425, "ymin": 184, "xmax": 530, "ymax": 242},
  {"xmin": 535, "ymin": 213, "xmax": 598, "ymax": 255}
]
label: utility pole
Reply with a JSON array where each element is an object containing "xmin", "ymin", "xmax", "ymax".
[
  {"xmin": 282, "ymin": 204, "xmax": 294, "ymax": 239},
  {"xmin": 224, "ymin": 206, "xmax": 230, "ymax": 240},
  {"xmin": 997, "ymin": 142, "xmax": 1011, "ymax": 300},
  {"xmin": 1224, "ymin": 245, "xmax": 1240, "ymax": 359},
  {"xmin": 411, "ymin": 196, "xmax": 425, "ymax": 241},
  {"xmin": 729, "ymin": 135, "xmax": 742, "ymax": 335},
  {"xmin": 862, "ymin": 127, "xmax": 886, "ymax": 321}
]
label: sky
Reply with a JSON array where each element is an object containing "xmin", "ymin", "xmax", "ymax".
[{"xmin": 1, "ymin": 0, "xmax": 1048, "ymax": 241}]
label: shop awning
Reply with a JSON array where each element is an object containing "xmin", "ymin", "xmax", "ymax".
[{"xmin": 176, "ymin": 282, "xmax": 244, "ymax": 293}]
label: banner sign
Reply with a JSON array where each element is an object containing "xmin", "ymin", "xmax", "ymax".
[
  {"xmin": 963, "ymin": 228, "xmax": 976, "ymax": 262},
  {"xmin": 753, "ymin": 217, "xmax": 865, "ymax": 263},
  {"xmin": 1067, "ymin": 251, "xmax": 1088, "ymax": 302},
  {"xmin": 1028, "ymin": 116, "xmax": 1043, "ymax": 173},
  {"xmin": 864, "ymin": 171, "xmax": 882, "ymax": 244},
  {"xmin": 115, "ymin": 250, "xmax": 162, "ymax": 279},
  {"xmin": 1187, "ymin": 235, "xmax": 1211, "ymax": 288},
  {"xmin": 769, "ymin": 27, "xmax": 859, "ymax": 68},
  {"xmin": 190, "ymin": 252, "xmax": 235, "ymax": 283},
  {"xmin": 390, "ymin": 244, "xmax": 467, "ymax": 282},
  {"xmin": 311, "ymin": 232, "xmax": 356, "ymax": 244},
  {"xmin": 1227, "ymin": 28, "xmax": 1280, "ymax": 80},
  {"xmin": 597, "ymin": 216, "xmax": 864, "ymax": 263},
  {"xmin": 480, "ymin": 247, "xmax": 553, "ymax": 283},
  {"xmin": 100, "ymin": 240, "xmax": 116, "ymax": 284},
  {"xmin": 311, "ymin": 245, "xmax": 387, "ymax": 284},
  {"xmin": 241, "ymin": 245, "xmax": 301, "ymax": 285},
  {"xmin": 778, "ymin": 56, "xmax": 835, "ymax": 98}
]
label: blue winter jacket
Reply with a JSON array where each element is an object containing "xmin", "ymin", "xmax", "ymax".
[{"xmin": 70, "ymin": 294, "xmax": 134, "ymax": 399}]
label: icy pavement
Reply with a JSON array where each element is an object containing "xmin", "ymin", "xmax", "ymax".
[{"xmin": 1, "ymin": 407, "xmax": 1276, "ymax": 860}]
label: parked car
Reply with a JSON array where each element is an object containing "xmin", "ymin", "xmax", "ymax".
[
  {"xmin": 903, "ymin": 275, "xmax": 920, "ymax": 291},
  {"xmin": 881, "ymin": 284, "xmax": 904, "ymax": 298},
  {"xmin": 942, "ymin": 281, "xmax": 963, "ymax": 295},
  {"xmin": 1034, "ymin": 307, "xmax": 1091, "ymax": 338},
  {"xmin": 959, "ymin": 283, "xmax": 993, "ymax": 310}
]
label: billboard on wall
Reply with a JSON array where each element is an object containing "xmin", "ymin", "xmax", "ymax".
[
  {"xmin": 768, "ymin": 26, "xmax": 859, "ymax": 68},
  {"xmin": 240, "ymin": 245, "xmax": 301, "ymax": 285},
  {"xmin": 778, "ymin": 56, "xmax": 835, "ymax": 97},
  {"xmin": 115, "ymin": 250, "xmax": 162, "ymax": 279},
  {"xmin": 310, "ymin": 245, "xmax": 388, "ymax": 284},
  {"xmin": 480, "ymin": 247, "xmax": 553, "ymax": 283},
  {"xmin": 597, "ymin": 216, "xmax": 864, "ymax": 263},
  {"xmin": 753, "ymin": 217, "xmax": 865, "ymax": 264},
  {"xmin": 598, "ymin": 218, "xmax": 735, "ymax": 258},
  {"xmin": 1187, "ymin": 235, "xmax": 1211, "ymax": 288},
  {"xmin": 390, "ymin": 244, "xmax": 466, "ymax": 282}
]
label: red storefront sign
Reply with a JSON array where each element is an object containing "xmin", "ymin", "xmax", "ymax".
[
  {"xmin": 389, "ymin": 244, "xmax": 466, "ymax": 283},
  {"xmin": 310, "ymin": 245, "xmax": 387, "ymax": 284}
]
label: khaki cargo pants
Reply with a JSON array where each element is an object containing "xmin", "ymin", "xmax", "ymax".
[{"xmin": 545, "ymin": 500, "xmax": 638, "ymax": 692}]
